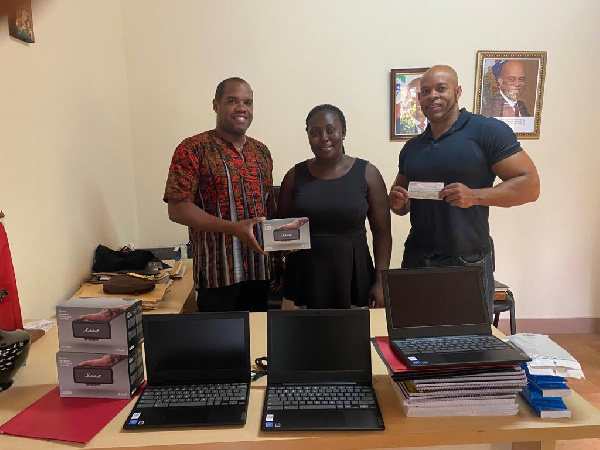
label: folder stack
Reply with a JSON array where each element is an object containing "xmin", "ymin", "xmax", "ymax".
[
  {"xmin": 506, "ymin": 334, "xmax": 583, "ymax": 419},
  {"xmin": 373, "ymin": 337, "xmax": 528, "ymax": 417},
  {"xmin": 520, "ymin": 366, "xmax": 571, "ymax": 418}
]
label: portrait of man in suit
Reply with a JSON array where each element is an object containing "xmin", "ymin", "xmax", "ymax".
[
  {"xmin": 476, "ymin": 53, "xmax": 546, "ymax": 138},
  {"xmin": 481, "ymin": 59, "xmax": 535, "ymax": 119}
]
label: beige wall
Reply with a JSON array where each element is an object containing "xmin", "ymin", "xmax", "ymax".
[
  {"xmin": 0, "ymin": 0, "xmax": 138, "ymax": 319},
  {"xmin": 124, "ymin": 0, "xmax": 600, "ymax": 319},
  {"xmin": 1, "ymin": 0, "xmax": 599, "ymax": 320}
]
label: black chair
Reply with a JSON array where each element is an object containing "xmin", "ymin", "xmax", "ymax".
[
  {"xmin": 493, "ymin": 283, "xmax": 516, "ymax": 335},
  {"xmin": 490, "ymin": 238, "xmax": 517, "ymax": 335}
]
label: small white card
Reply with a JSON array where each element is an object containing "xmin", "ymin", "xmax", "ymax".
[{"xmin": 408, "ymin": 181, "xmax": 444, "ymax": 200}]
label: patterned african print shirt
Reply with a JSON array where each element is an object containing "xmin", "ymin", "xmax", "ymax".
[{"xmin": 164, "ymin": 130, "xmax": 275, "ymax": 290}]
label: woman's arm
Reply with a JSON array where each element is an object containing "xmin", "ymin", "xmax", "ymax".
[{"xmin": 365, "ymin": 163, "xmax": 392, "ymax": 308}]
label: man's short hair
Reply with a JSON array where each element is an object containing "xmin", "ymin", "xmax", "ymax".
[{"xmin": 215, "ymin": 77, "xmax": 249, "ymax": 101}]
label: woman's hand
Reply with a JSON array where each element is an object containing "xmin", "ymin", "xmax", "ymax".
[{"xmin": 368, "ymin": 281, "xmax": 385, "ymax": 308}]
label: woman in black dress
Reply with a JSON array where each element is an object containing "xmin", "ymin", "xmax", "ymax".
[{"xmin": 278, "ymin": 104, "xmax": 391, "ymax": 309}]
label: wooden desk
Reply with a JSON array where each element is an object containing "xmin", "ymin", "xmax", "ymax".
[{"xmin": 2, "ymin": 310, "xmax": 599, "ymax": 450}]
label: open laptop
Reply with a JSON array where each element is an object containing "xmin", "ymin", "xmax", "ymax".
[
  {"xmin": 382, "ymin": 267, "xmax": 530, "ymax": 368},
  {"xmin": 123, "ymin": 312, "xmax": 250, "ymax": 429},
  {"xmin": 261, "ymin": 309, "xmax": 384, "ymax": 431}
]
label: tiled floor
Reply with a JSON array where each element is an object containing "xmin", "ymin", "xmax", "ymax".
[{"xmin": 547, "ymin": 333, "xmax": 600, "ymax": 449}]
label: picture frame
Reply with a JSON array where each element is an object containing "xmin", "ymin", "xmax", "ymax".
[
  {"xmin": 390, "ymin": 68, "xmax": 429, "ymax": 141},
  {"xmin": 474, "ymin": 51, "xmax": 547, "ymax": 139},
  {"xmin": 8, "ymin": 0, "xmax": 35, "ymax": 44}
]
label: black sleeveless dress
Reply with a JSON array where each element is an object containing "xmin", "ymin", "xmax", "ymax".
[{"xmin": 283, "ymin": 158, "xmax": 375, "ymax": 308}]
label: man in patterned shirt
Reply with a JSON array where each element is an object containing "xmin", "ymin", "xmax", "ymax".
[{"xmin": 164, "ymin": 77, "xmax": 276, "ymax": 312}]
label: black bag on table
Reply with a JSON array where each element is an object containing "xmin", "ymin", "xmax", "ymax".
[{"xmin": 92, "ymin": 245, "xmax": 155, "ymax": 272}]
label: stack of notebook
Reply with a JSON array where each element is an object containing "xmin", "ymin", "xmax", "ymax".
[
  {"xmin": 392, "ymin": 366, "xmax": 527, "ymax": 417},
  {"xmin": 373, "ymin": 337, "xmax": 528, "ymax": 417}
]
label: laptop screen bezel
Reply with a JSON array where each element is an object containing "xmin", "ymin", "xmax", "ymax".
[
  {"xmin": 143, "ymin": 312, "xmax": 250, "ymax": 385},
  {"xmin": 266, "ymin": 309, "xmax": 373, "ymax": 385},
  {"xmin": 382, "ymin": 267, "xmax": 492, "ymax": 339}
]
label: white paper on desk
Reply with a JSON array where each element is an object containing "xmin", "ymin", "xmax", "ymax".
[
  {"xmin": 408, "ymin": 181, "xmax": 444, "ymax": 200},
  {"xmin": 507, "ymin": 333, "xmax": 585, "ymax": 378},
  {"xmin": 23, "ymin": 319, "xmax": 55, "ymax": 332},
  {"xmin": 171, "ymin": 263, "xmax": 186, "ymax": 278}
]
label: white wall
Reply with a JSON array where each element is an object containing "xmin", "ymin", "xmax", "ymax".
[
  {"xmin": 123, "ymin": 0, "xmax": 600, "ymax": 320},
  {"xmin": 2, "ymin": 0, "xmax": 599, "ymax": 321},
  {"xmin": 0, "ymin": 0, "xmax": 138, "ymax": 319}
]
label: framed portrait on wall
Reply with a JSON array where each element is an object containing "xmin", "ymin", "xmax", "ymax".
[
  {"xmin": 390, "ymin": 68, "xmax": 429, "ymax": 141},
  {"xmin": 8, "ymin": 0, "xmax": 35, "ymax": 44},
  {"xmin": 474, "ymin": 51, "xmax": 547, "ymax": 139}
]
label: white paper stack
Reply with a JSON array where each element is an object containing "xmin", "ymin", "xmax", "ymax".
[
  {"xmin": 506, "ymin": 334, "xmax": 585, "ymax": 379},
  {"xmin": 391, "ymin": 366, "xmax": 528, "ymax": 417}
]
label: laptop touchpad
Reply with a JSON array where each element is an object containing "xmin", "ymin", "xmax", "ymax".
[
  {"xmin": 164, "ymin": 408, "xmax": 210, "ymax": 426},
  {"xmin": 289, "ymin": 410, "xmax": 345, "ymax": 428}
]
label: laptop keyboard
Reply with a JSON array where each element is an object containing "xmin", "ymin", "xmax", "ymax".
[
  {"xmin": 266, "ymin": 385, "xmax": 377, "ymax": 410},
  {"xmin": 136, "ymin": 382, "xmax": 247, "ymax": 408},
  {"xmin": 396, "ymin": 335, "xmax": 511, "ymax": 355}
]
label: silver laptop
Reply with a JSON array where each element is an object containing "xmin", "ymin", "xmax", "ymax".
[{"xmin": 382, "ymin": 267, "xmax": 529, "ymax": 368}]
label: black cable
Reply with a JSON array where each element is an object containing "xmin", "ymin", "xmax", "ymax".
[{"xmin": 251, "ymin": 356, "xmax": 267, "ymax": 381}]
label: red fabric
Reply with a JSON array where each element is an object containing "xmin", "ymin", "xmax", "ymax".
[
  {"xmin": 0, "ymin": 223, "xmax": 23, "ymax": 331},
  {"xmin": 0, "ymin": 386, "xmax": 139, "ymax": 444}
]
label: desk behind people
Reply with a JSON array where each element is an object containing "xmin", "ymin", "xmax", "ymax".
[
  {"xmin": 1, "ymin": 309, "xmax": 599, "ymax": 449},
  {"xmin": 144, "ymin": 259, "xmax": 196, "ymax": 314}
]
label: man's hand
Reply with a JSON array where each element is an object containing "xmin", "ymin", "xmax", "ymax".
[
  {"xmin": 231, "ymin": 217, "xmax": 267, "ymax": 255},
  {"xmin": 389, "ymin": 185, "xmax": 410, "ymax": 212},
  {"xmin": 439, "ymin": 183, "xmax": 478, "ymax": 208}
]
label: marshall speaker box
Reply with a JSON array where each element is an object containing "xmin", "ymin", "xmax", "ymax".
[
  {"xmin": 261, "ymin": 218, "xmax": 311, "ymax": 251},
  {"xmin": 57, "ymin": 346, "xmax": 143, "ymax": 398},
  {"xmin": 57, "ymin": 297, "xmax": 142, "ymax": 355}
]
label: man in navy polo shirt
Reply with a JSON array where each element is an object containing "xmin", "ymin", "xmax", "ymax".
[{"xmin": 388, "ymin": 65, "xmax": 540, "ymax": 322}]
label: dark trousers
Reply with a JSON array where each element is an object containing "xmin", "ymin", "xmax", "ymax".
[
  {"xmin": 197, "ymin": 280, "xmax": 270, "ymax": 312},
  {"xmin": 401, "ymin": 248, "xmax": 495, "ymax": 323}
]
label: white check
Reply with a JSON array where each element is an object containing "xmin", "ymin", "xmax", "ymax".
[{"xmin": 408, "ymin": 181, "xmax": 444, "ymax": 200}]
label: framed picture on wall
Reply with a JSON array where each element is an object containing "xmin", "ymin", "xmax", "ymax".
[
  {"xmin": 390, "ymin": 68, "xmax": 429, "ymax": 141},
  {"xmin": 474, "ymin": 51, "xmax": 547, "ymax": 139},
  {"xmin": 8, "ymin": 0, "xmax": 35, "ymax": 44}
]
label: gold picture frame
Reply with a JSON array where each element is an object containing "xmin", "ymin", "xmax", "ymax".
[
  {"xmin": 390, "ymin": 68, "xmax": 429, "ymax": 141},
  {"xmin": 8, "ymin": 0, "xmax": 35, "ymax": 44},
  {"xmin": 474, "ymin": 51, "xmax": 547, "ymax": 139}
]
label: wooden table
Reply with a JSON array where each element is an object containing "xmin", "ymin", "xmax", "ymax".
[{"xmin": 1, "ymin": 310, "xmax": 599, "ymax": 450}]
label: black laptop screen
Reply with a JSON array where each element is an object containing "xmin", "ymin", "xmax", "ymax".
[
  {"xmin": 143, "ymin": 313, "xmax": 249, "ymax": 384},
  {"xmin": 267, "ymin": 310, "xmax": 372, "ymax": 384},
  {"xmin": 385, "ymin": 267, "xmax": 488, "ymax": 331}
]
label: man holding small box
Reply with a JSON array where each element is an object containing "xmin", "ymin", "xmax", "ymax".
[{"xmin": 164, "ymin": 77, "xmax": 276, "ymax": 312}]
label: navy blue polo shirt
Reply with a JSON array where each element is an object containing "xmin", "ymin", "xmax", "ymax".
[{"xmin": 398, "ymin": 108, "xmax": 521, "ymax": 255}]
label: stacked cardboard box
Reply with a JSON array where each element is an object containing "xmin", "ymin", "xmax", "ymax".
[{"xmin": 55, "ymin": 297, "xmax": 144, "ymax": 398}]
